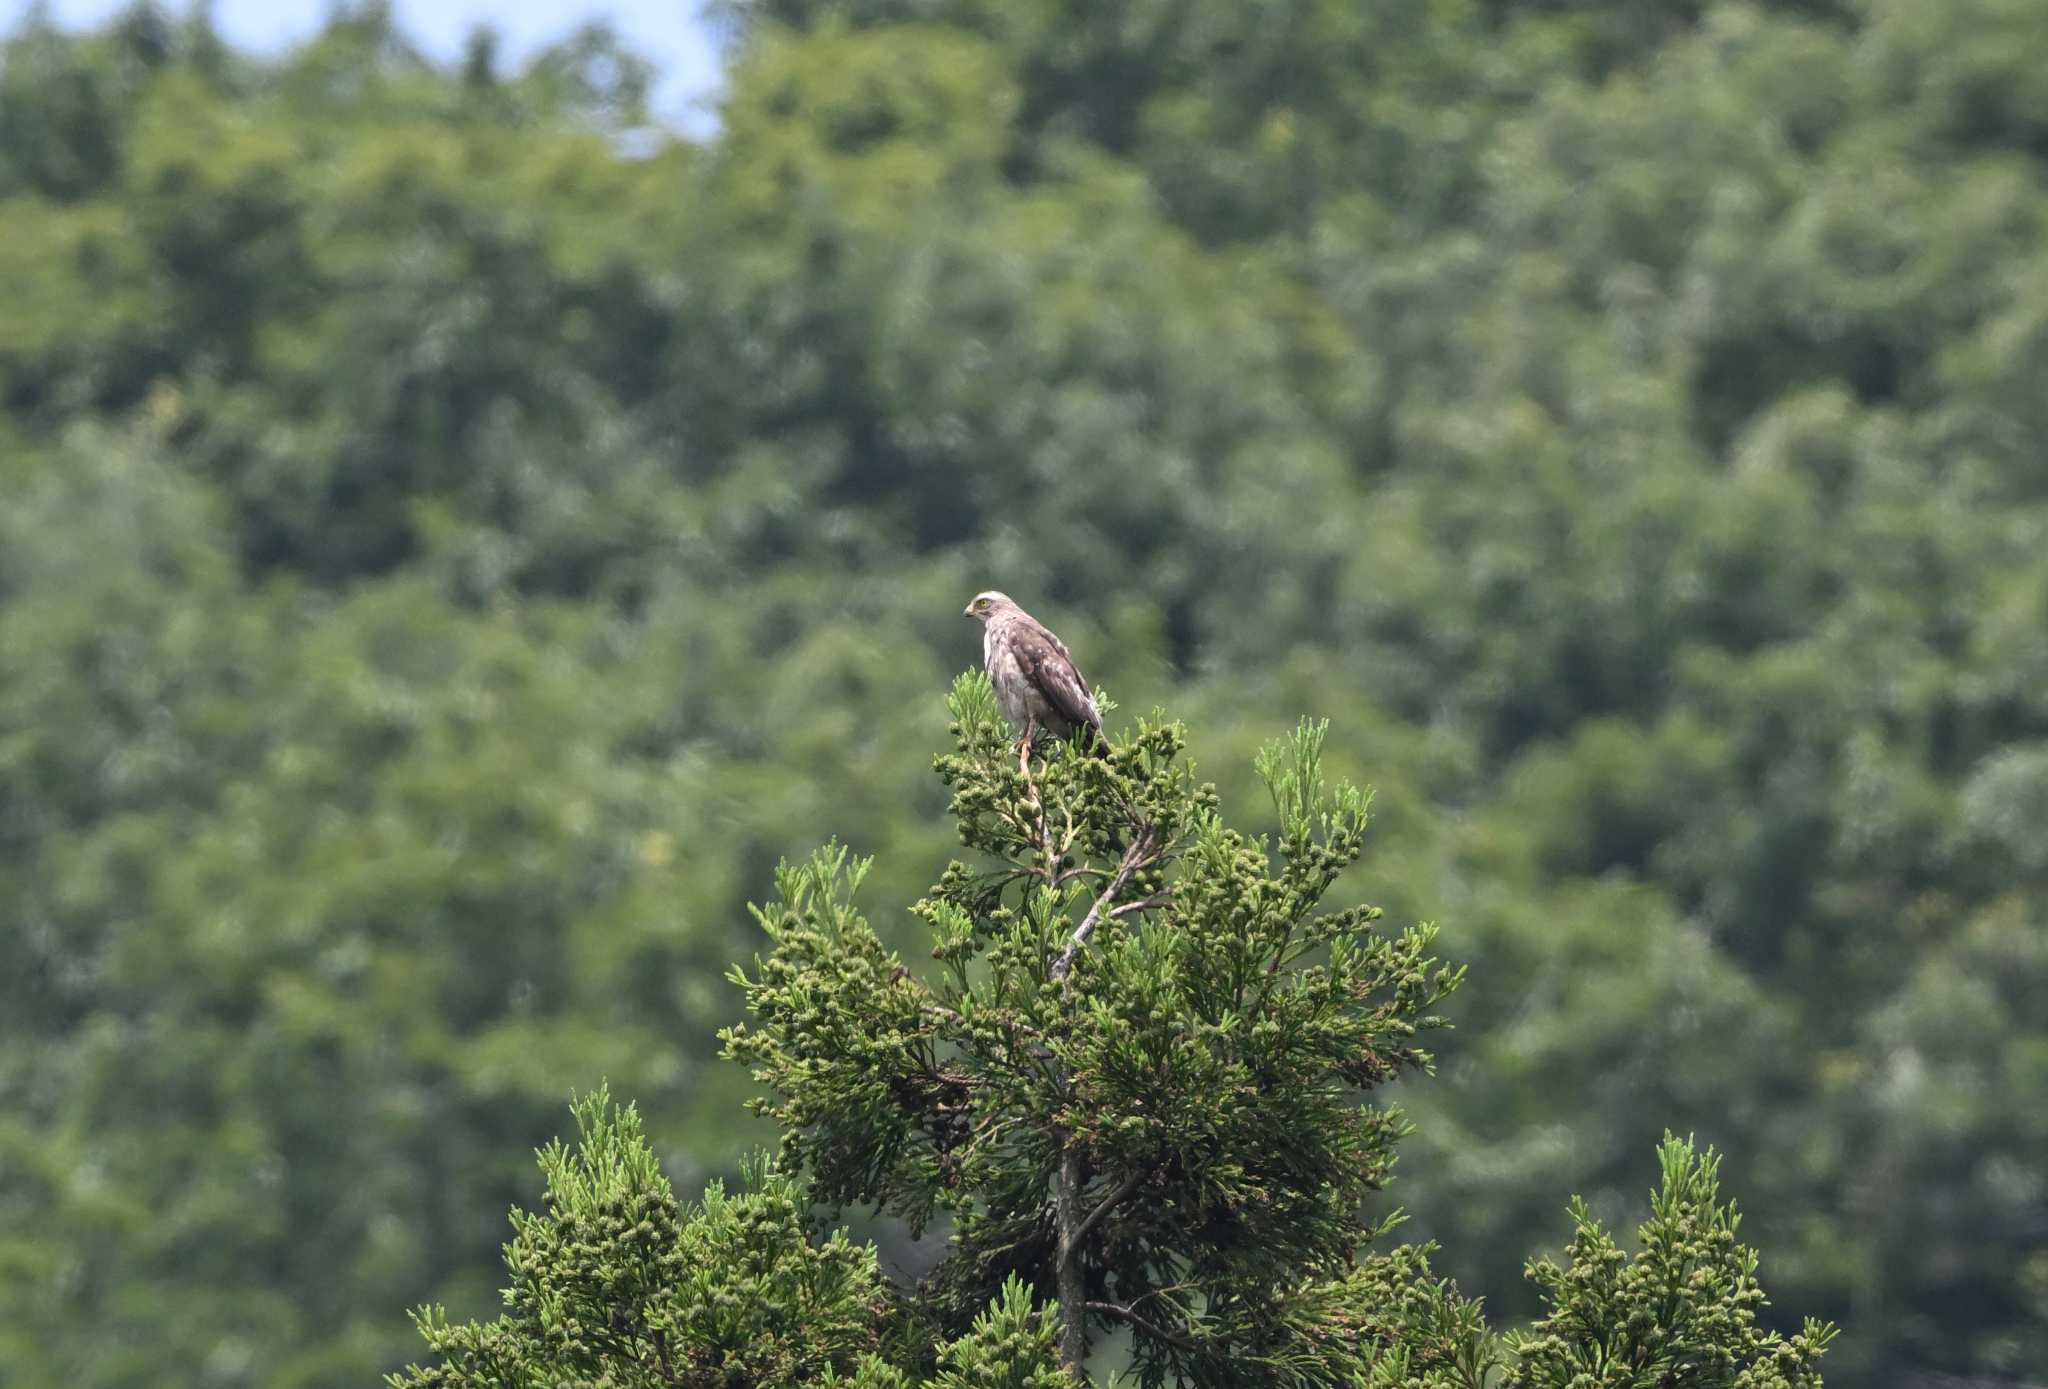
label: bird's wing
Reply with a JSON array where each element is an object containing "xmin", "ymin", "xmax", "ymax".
[{"xmin": 1019, "ymin": 621, "xmax": 1102, "ymax": 731}]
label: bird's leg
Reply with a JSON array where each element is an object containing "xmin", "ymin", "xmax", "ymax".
[{"xmin": 1018, "ymin": 717, "xmax": 1045, "ymax": 837}]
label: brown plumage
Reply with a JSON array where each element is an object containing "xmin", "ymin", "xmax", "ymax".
[{"xmin": 963, "ymin": 591, "xmax": 1107, "ymax": 756}]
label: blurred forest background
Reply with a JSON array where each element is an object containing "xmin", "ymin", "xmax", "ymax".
[{"xmin": 3, "ymin": 1, "xmax": 2046, "ymax": 1386}]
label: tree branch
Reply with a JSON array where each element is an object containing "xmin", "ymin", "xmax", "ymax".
[
  {"xmin": 1045, "ymin": 790, "xmax": 1166, "ymax": 1376},
  {"xmin": 1053, "ymin": 1164, "xmax": 1145, "ymax": 1381},
  {"xmin": 1051, "ymin": 826, "xmax": 1157, "ymax": 982},
  {"xmin": 1084, "ymin": 1300, "xmax": 1200, "ymax": 1353},
  {"xmin": 1070, "ymin": 1167, "xmax": 1142, "ymax": 1251}
]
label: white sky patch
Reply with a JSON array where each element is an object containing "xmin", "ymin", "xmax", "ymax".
[{"xmin": 5, "ymin": 0, "xmax": 726, "ymax": 134}]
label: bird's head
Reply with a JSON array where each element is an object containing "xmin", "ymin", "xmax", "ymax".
[{"xmin": 963, "ymin": 590, "xmax": 1013, "ymax": 623}]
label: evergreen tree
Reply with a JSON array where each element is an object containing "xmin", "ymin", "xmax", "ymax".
[{"xmin": 392, "ymin": 679, "xmax": 1835, "ymax": 1386}]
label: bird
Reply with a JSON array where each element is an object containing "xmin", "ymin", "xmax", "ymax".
[{"xmin": 962, "ymin": 591, "xmax": 1108, "ymax": 759}]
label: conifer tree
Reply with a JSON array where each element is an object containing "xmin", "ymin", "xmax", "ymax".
[
  {"xmin": 723, "ymin": 675, "xmax": 1474, "ymax": 1385},
  {"xmin": 391, "ymin": 675, "xmax": 1836, "ymax": 1387}
]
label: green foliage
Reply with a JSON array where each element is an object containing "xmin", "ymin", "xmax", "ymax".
[
  {"xmin": 724, "ymin": 682, "xmax": 1469, "ymax": 1384},
  {"xmin": 1503, "ymin": 1136, "xmax": 1838, "ymax": 1389},
  {"xmin": 400, "ymin": 717, "xmax": 1831, "ymax": 1389},
  {"xmin": 383, "ymin": 1099, "xmax": 1077, "ymax": 1389},
  {"xmin": 923, "ymin": 1277, "xmax": 1069, "ymax": 1389},
  {"xmin": 388, "ymin": 1087, "xmax": 892, "ymax": 1389}
]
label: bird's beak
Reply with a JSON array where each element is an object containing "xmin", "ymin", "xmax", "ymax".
[{"xmin": 962, "ymin": 604, "xmax": 975, "ymax": 617}]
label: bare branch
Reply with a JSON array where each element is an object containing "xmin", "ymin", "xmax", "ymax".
[
  {"xmin": 1108, "ymin": 894, "xmax": 1172, "ymax": 920},
  {"xmin": 1070, "ymin": 1167, "xmax": 1142, "ymax": 1252},
  {"xmin": 1084, "ymin": 1300, "xmax": 1200, "ymax": 1354},
  {"xmin": 1051, "ymin": 826, "xmax": 1157, "ymax": 982}
]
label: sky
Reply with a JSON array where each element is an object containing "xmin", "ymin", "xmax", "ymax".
[{"xmin": 5, "ymin": 0, "xmax": 727, "ymax": 129}]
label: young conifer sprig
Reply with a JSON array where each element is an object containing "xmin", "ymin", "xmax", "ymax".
[
  {"xmin": 723, "ymin": 847, "xmax": 958, "ymax": 1235},
  {"xmin": 386, "ymin": 1088, "xmax": 893, "ymax": 1389},
  {"xmin": 1501, "ymin": 1135, "xmax": 1839, "ymax": 1389}
]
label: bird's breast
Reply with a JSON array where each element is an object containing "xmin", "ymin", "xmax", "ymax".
[{"xmin": 984, "ymin": 629, "xmax": 1038, "ymax": 727}]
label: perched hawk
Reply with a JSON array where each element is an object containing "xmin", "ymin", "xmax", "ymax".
[{"xmin": 963, "ymin": 591, "xmax": 1107, "ymax": 756}]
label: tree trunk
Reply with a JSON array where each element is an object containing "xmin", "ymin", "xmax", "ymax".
[{"xmin": 1055, "ymin": 1137, "xmax": 1087, "ymax": 1379}]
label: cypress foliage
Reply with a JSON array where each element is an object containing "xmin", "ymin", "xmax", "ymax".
[
  {"xmin": 395, "ymin": 677, "xmax": 1836, "ymax": 1386},
  {"xmin": 1501, "ymin": 1138, "xmax": 1837, "ymax": 1389}
]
